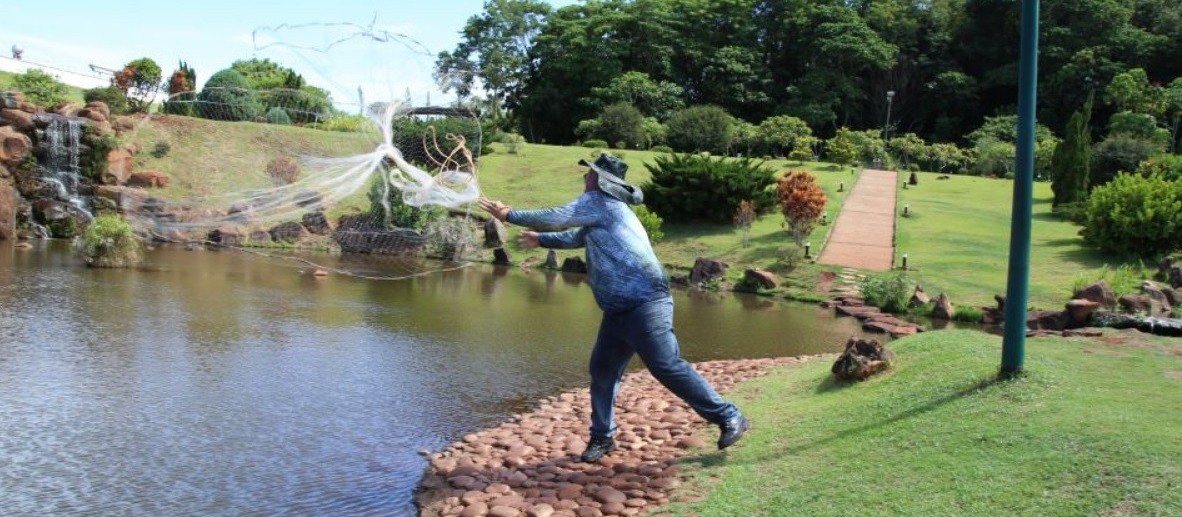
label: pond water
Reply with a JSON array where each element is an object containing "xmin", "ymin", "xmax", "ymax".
[{"xmin": 0, "ymin": 241, "xmax": 872, "ymax": 516}]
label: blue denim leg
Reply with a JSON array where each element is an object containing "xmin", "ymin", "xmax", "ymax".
[
  {"xmin": 589, "ymin": 297, "xmax": 739, "ymax": 439},
  {"xmin": 588, "ymin": 315, "xmax": 635, "ymax": 440}
]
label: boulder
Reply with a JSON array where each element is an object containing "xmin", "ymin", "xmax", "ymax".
[
  {"xmin": 909, "ymin": 284, "xmax": 931, "ymax": 307},
  {"xmin": 1065, "ymin": 299, "xmax": 1101, "ymax": 328},
  {"xmin": 0, "ymin": 125, "xmax": 32, "ymax": 169},
  {"xmin": 301, "ymin": 211, "xmax": 333, "ymax": 235},
  {"xmin": 485, "ymin": 217, "xmax": 508, "ymax": 248},
  {"xmin": 93, "ymin": 185, "xmax": 148, "ymax": 212},
  {"xmin": 0, "ymin": 179, "xmax": 15, "ymax": 240},
  {"xmin": 561, "ymin": 256, "xmax": 587, "ymax": 274},
  {"xmin": 931, "ymin": 293, "xmax": 955, "ymax": 320},
  {"xmin": 689, "ymin": 257, "xmax": 727, "ymax": 285},
  {"xmin": 126, "ymin": 171, "xmax": 170, "ymax": 188},
  {"xmin": 1118, "ymin": 294, "xmax": 1156, "ymax": 315},
  {"xmin": 111, "ymin": 115, "xmax": 137, "ymax": 133},
  {"xmin": 76, "ymin": 106, "xmax": 108, "ymax": 123},
  {"xmin": 50, "ymin": 102, "xmax": 82, "ymax": 117},
  {"xmin": 1141, "ymin": 280, "xmax": 1174, "ymax": 312},
  {"xmin": 249, "ymin": 230, "xmax": 272, "ymax": 244},
  {"xmin": 743, "ymin": 268, "xmax": 778, "ymax": 289},
  {"xmin": 1026, "ymin": 310, "xmax": 1067, "ymax": 331},
  {"xmin": 208, "ymin": 225, "xmax": 248, "ymax": 246},
  {"xmin": 0, "ymin": 91, "xmax": 22, "ymax": 109},
  {"xmin": 269, "ymin": 221, "xmax": 309, "ymax": 243},
  {"xmin": 493, "ymin": 248, "xmax": 512, "ymax": 265},
  {"xmin": 0, "ymin": 108, "xmax": 35, "ymax": 133},
  {"xmin": 1073, "ymin": 280, "xmax": 1116, "ymax": 309},
  {"xmin": 543, "ymin": 249, "xmax": 558, "ymax": 269},
  {"xmin": 102, "ymin": 148, "xmax": 133, "ymax": 185},
  {"xmin": 84, "ymin": 101, "xmax": 110, "ymax": 121},
  {"xmin": 832, "ymin": 337, "xmax": 895, "ymax": 381}
]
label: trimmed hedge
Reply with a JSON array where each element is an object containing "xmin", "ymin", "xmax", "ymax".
[{"xmin": 640, "ymin": 153, "xmax": 776, "ymax": 224}]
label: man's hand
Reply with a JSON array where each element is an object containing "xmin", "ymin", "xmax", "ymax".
[
  {"xmin": 479, "ymin": 197, "xmax": 511, "ymax": 222},
  {"xmin": 518, "ymin": 231, "xmax": 540, "ymax": 249}
]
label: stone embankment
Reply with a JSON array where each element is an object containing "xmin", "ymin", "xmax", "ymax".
[{"xmin": 416, "ymin": 356, "xmax": 813, "ymax": 517}]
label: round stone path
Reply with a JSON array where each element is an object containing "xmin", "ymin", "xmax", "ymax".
[{"xmin": 416, "ymin": 356, "xmax": 814, "ymax": 516}]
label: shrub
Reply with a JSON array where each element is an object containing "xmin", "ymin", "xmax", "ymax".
[
  {"xmin": 650, "ymin": 145, "xmax": 673, "ymax": 153},
  {"xmin": 313, "ymin": 114, "xmax": 369, "ymax": 132},
  {"xmin": 390, "ymin": 116, "xmax": 486, "ymax": 165},
  {"xmin": 632, "ymin": 205, "xmax": 664, "ymax": 242},
  {"xmin": 197, "ymin": 69, "xmax": 261, "ymax": 121},
  {"xmin": 640, "ymin": 153, "xmax": 776, "ymax": 224},
  {"xmin": 1051, "ymin": 95, "xmax": 1092, "ymax": 207},
  {"xmin": 151, "ymin": 141, "xmax": 171, "ymax": 159},
  {"xmin": 265, "ymin": 106, "xmax": 292, "ymax": 125},
  {"xmin": 952, "ymin": 306, "xmax": 984, "ymax": 323},
  {"xmin": 858, "ymin": 271, "xmax": 912, "ymax": 313},
  {"xmin": 594, "ymin": 102, "xmax": 646, "ymax": 149},
  {"xmin": 1137, "ymin": 154, "xmax": 1182, "ymax": 182},
  {"xmin": 734, "ymin": 200, "xmax": 757, "ymax": 247},
  {"xmin": 1091, "ymin": 133, "xmax": 1160, "ymax": 189},
  {"xmin": 73, "ymin": 214, "xmax": 143, "ymax": 268},
  {"xmin": 12, "ymin": 69, "xmax": 70, "ymax": 107},
  {"xmin": 503, "ymin": 133, "xmax": 525, "ymax": 154},
  {"xmin": 83, "ymin": 86, "xmax": 131, "ymax": 116},
  {"xmin": 582, "ymin": 139, "xmax": 609, "ymax": 148},
  {"xmin": 367, "ymin": 176, "xmax": 446, "ymax": 230},
  {"xmin": 664, "ymin": 105, "xmax": 735, "ymax": 154},
  {"xmin": 1082, "ymin": 173, "xmax": 1182, "ymax": 257},
  {"xmin": 776, "ymin": 171, "xmax": 827, "ymax": 246}
]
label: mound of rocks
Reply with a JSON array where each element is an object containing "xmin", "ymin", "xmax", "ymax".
[{"xmin": 416, "ymin": 356, "xmax": 812, "ymax": 517}]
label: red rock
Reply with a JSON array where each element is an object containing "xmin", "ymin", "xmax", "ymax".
[
  {"xmin": 460, "ymin": 501, "xmax": 489, "ymax": 517},
  {"xmin": 489, "ymin": 505, "xmax": 522, "ymax": 517},
  {"xmin": 600, "ymin": 501, "xmax": 626, "ymax": 515},
  {"xmin": 594, "ymin": 487, "xmax": 627, "ymax": 504},
  {"xmin": 528, "ymin": 503, "xmax": 555, "ymax": 517}
]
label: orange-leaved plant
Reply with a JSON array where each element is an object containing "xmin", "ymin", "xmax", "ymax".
[{"xmin": 776, "ymin": 170, "xmax": 827, "ymax": 246}]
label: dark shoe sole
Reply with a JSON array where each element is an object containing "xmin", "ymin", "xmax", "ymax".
[
  {"xmin": 580, "ymin": 443, "xmax": 617, "ymax": 462},
  {"xmin": 718, "ymin": 417, "xmax": 751, "ymax": 450}
]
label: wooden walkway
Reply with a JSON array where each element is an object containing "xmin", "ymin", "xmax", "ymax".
[{"xmin": 817, "ymin": 168, "xmax": 898, "ymax": 271}]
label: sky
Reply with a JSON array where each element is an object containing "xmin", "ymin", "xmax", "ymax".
[{"xmin": 1, "ymin": 0, "xmax": 577, "ymax": 109}]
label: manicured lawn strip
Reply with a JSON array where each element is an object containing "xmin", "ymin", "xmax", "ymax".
[
  {"xmin": 894, "ymin": 172, "xmax": 1149, "ymax": 309},
  {"xmin": 664, "ymin": 329, "xmax": 1182, "ymax": 516}
]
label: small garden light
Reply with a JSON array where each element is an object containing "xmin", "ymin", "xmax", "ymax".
[
  {"xmin": 804, "ymin": 241, "xmax": 812, "ymax": 259},
  {"xmin": 903, "ymin": 203, "xmax": 910, "ymax": 217},
  {"xmin": 901, "ymin": 252, "xmax": 909, "ymax": 270}
]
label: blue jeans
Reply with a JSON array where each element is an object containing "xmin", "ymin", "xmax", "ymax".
[{"xmin": 589, "ymin": 297, "xmax": 739, "ymax": 440}]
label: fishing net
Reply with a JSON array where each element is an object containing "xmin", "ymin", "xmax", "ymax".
[{"xmin": 114, "ymin": 19, "xmax": 489, "ymax": 278}]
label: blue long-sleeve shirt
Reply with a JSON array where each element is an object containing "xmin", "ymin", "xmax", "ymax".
[{"xmin": 506, "ymin": 191, "xmax": 670, "ymax": 314}]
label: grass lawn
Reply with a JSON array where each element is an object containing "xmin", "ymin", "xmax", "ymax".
[
  {"xmin": 895, "ymin": 172, "xmax": 1154, "ymax": 309},
  {"xmin": 1, "ymin": 70, "xmax": 87, "ymax": 103},
  {"xmin": 481, "ymin": 143, "xmax": 855, "ymax": 281},
  {"xmin": 664, "ymin": 329, "xmax": 1182, "ymax": 516}
]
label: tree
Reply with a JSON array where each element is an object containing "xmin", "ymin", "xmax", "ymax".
[
  {"xmin": 664, "ymin": 105, "xmax": 734, "ymax": 153},
  {"xmin": 1105, "ymin": 68, "xmax": 1164, "ymax": 116},
  {"xmin": 733, "ymin": 200, "xmax": 757, "ymax": 248},
  {"xmin": 758, "ymin": 115, "xmax": 812, "ymax": 158},
  {"xmin": 593, "ymin": 102, "xmax": 646, "ymax": 149},
  {"xmin": 789, "ymin": 135, "xmax": 819, "ymax": 164},
  {"xmin": 197, "ymin": 68, "xmax": 261, "ymax": 121},
  {"xmin": 776, "ymin": 170, "xmax": 827, "ymax": 246},
  {"xmin": 889, "ymin": 133, "xmax": 927, "ymax": 169},
  {"xmin": 825, "ymin": 127, "xmax": 860, "ymax": 169},
  {"xmin": 588, "ymin": 71, "xmax": 683, "ymax": 120},
  {"xmin": 434, "ymin": 0, "xmax": 552, "ymax": 121},
  {"xmin": 12, "ymin": 69, "xmax": 70, "ymax": 107},
  {"xmin": 114, "ymin": 57, "xmax": 162, "ymax": 113},
  {"xmin": 163, "ymin": 60, "xmax": 197, "ymax": 116},
  {"xmin": 1051, "ymin": 93, "xmax": 1093, "ymax": 207}
]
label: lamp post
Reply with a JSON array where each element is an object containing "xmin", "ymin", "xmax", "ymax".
[{"xmin": 883, "ymin": 90, "xmax": 895, "ymax": 142}]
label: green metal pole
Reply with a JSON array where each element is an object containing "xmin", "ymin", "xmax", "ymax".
[{"xmin": 1001, "ymin": 0, "xmax": 1040, "ymax": 378}]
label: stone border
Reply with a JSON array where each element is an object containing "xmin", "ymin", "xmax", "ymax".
[{"xmin": 415, "ymin": 356, "xmax": 815, "ymax": 517}]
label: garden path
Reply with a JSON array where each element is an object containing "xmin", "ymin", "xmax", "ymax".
[{"xmin": 817, "ymin": 168, "xmax": 898, "ymax": 271}]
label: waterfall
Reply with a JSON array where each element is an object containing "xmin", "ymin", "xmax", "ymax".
[{"xmin": 41, "ymin": 116, "xmax": 91, "ymax": 219}]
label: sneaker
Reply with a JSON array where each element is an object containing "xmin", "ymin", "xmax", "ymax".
[
  {"xmin": 580, "ymin": 437, "xmax": 616, "ymax": 462},
  {"xmin": 717, "ymin": 415, "xmax": 751, "ymax": 450}
]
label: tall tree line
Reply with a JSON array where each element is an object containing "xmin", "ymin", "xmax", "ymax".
[{"xmin": 438, "ymin": 0, "xmax": 1182, "ymax": 146}]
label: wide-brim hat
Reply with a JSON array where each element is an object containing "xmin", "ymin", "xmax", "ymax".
[{"xmin": 578, "ymin": 153, "xmax": 644, "ymax": 205}]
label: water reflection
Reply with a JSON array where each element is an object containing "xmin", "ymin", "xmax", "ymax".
[{"xmin": 0, "ymin": 241, "xmax": 870, "ymax": 516}]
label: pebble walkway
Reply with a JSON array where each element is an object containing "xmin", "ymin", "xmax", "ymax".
[{"xmin": 416, "ymin": 356, "xmax": 815, "ymax": 517}]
